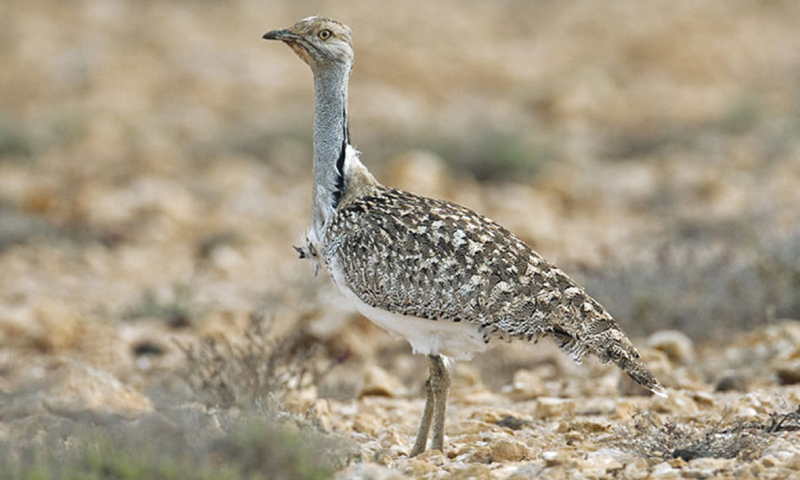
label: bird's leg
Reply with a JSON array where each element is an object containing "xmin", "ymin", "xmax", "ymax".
[
  {"xmin": 429, "ymin": 354, "xmax": 450, "ymax": 453},
  {"xmin": 410, "ymin": 364, "xmax": 435, "ymax": 456}
]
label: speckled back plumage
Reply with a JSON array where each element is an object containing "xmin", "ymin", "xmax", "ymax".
[{"xmin": 323, "ymin": 184, "xmax": 663, "ymax": 394}]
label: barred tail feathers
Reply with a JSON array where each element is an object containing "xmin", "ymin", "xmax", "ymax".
[{"xmin": 550, "ymin": 302, "xmax": 667, "ymax": 397}]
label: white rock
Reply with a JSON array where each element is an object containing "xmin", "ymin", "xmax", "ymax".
[
  {"xmin": 651, "ymin": 461, "xmax": 677, "ymax": 478},
  {"xmin": 647, "ymin": 330, "xmax": 695, "ymax": 364}
]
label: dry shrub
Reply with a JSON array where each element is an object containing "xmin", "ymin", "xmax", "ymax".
[
  {"xmin": 0, "ymin": 410, "xmax": 344, "ymax": 480},
  {"xmin": 0, "ymin": 313, "xmax": 355, "ymax": 480},
  {"xmin": 763, "ymin": 405, "xmax": 800, "ymax": 433},
  {"xmin": 616, "ymin": 406, "xmax": 800, "ymax": 464},
  {"xmin": 177, "ymin": 313, "xmax": 329, "ymax": 411}
]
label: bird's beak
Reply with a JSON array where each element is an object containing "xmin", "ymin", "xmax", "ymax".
[{"xmin": 263, "ymin": 29, "xmax": 297, "ymax": 42}]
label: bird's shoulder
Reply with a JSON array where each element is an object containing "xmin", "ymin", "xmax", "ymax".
[{"xmin": 327, "ymin": 185, "xmax": 536, "ymax": 261}]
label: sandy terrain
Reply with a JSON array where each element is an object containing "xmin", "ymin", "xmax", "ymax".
[{"xmin": 1, "ymin": 0, "xmax": 799, "ymax": 478}]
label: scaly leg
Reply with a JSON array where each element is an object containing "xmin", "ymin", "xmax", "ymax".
[
  {"xmin": 410, "ymin": 368, "xmax": 435, "ymax": 456},
  {"xmin": 429, "ymin": 355, "xmax": 450, "ymax": 453}
]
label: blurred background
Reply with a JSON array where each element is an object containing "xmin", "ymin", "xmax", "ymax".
[{"xmin": 1, "ymin": 0, "xmax": 800, "ymax": 477}]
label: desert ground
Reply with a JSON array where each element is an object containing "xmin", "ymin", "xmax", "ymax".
[{"xmin": 1, "ymin": 0, "xmax": 800, "ymax": 478}]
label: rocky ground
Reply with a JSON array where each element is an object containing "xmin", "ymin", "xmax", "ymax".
[{"xmin": 1, "ymin": 0, "xmax": 800, "ymax": 478}]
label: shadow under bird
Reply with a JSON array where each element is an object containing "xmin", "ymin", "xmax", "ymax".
[{"xmin": 263, "ymin": 16, "xmax": 666, "ymax": 457}]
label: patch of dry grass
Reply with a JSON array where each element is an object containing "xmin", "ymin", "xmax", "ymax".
[
  {"xmin": 0, "ymin": 410, "xmax": 348, "ymax": 480},
  {"xmin": 617, "ymin": 406, "xmax": 800, "ymax": 464},
  {"xmin": 0, "ymin": 314, "xmax": 356, "ymax": 480},
  {"xmin": 176, "ymin": 313, "xmax": 330, "ymax": 412}
]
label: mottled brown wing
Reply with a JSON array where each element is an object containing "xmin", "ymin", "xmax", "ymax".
[{"xmin": 324, "ymin": 186, "xmax": 665, "ymax": 395}]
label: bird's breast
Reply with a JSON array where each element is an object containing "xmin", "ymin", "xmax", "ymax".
[{"xmin": 323, "ymin": 249, "xmax": 489, "ymax": 361}]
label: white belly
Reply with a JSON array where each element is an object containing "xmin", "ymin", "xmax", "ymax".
[
  {"xmin": 317, "ymin": 226, "xmax": 489, "ymax": 361},
  {"xmin": 333, "ymin": 281, "xmax": 489, "ymax": 361}
]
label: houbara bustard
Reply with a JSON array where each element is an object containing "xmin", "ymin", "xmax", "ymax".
[{"xmin": 263, "ymin": 16, "xmax": 666, "ymax": 456}]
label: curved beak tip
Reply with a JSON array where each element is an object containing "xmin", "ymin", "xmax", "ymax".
[{"xmin": 263, "ymin": 29, "xmax": 287, "ymax": 41}]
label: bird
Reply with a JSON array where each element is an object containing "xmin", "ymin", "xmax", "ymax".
[{"xmin": 263, "ymin": 16, "xmax": 666, "ymax": 457}]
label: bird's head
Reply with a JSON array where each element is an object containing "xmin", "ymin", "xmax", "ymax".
[{"xmin": 263, "ymin": 16, "xmax": 353, "ymax": 71}]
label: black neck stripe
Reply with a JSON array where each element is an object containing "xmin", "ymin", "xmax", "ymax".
[{"xmin": 332, "ymin": 105, "xmax": 349, "ymax": 208}]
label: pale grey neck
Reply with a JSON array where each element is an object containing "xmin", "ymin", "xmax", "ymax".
[{"xmin": 312, "ymin": 64, "xmax": 351, "ymax": 234}]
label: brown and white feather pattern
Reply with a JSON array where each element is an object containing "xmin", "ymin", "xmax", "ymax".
[{"xmin": 320, "ymin": 184, "xmax": 664, "ymax": 395}]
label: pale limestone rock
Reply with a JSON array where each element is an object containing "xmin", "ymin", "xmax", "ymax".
[
  {"xmin": 335, "ymin": 462, "xmax": 410, "ymax": 480},
  {"xmin": 468, "ymin": 408, "xmax": 519, "ymax": 425},
  {"xmin": 748, "ymin": 462, "xmax": 766, "ymax": 477},
  {"xmin": 556, "ymin": 418, "xmax": 609, "ymax": 434},
  {"xmin": 760, "ymin": 455, "xmax": 778, "ymax": 468},
  {"xmin": 650, "ymin": 461, "xmax": 679, "ymax": 478},
  {"xmin": 464, "ymin": 445, "xmax": 492, "ymax": 464},
  {"xmin": 372, "ymin": 450, "xmax": 393, "ymax": 466},
  {"xmin": 504, "ymin": 369, "xmax": 547, "ymax": 401},
  {"xmin": 652, "ymin": 389, "xmax": 699, "ymax": 415},
  {"xmin": 541, "ymin": 450, "xmax": 577, "ymax": 468},
  {"xmin": 352, "ymin": 413, "xmax": 383, "ymax": 435},
  {"xmin": 614, "ymin": 399, "xmax": 640, "ymax": 420},
  {"xmin": 360, "ymin": 365, "xmax": 407, "ymax": 398},
  {"xmin": 784, "ymin": 452, "xmax": 800, "ymax": 472},
  {"xmin": 451, "ymin": 433, "xmax": 483, "ymax": 449},
  {"xmin": 45, "ymin": 360, "xmax": 152, "ymax": 418},
  {"xmin": 591, "ymin": 370, "xmax": 626, "ymax": 397},
  {"xmin": 688, "ymin": 390, "xmax": 714, "ymax": 406},
  {"xmin": 587, "ymin": 447, "xmax": 638, "ymax": 466},
  {"xmin": 444, "ymin": 464, "xmax": 492, "ymax": 480},
  {"xmin": 408, "ymin": 452, "xmax": 447, "ymax": 475},
  {"xmin": 0, "ymin": 300, "xmax": 84, "ymax": 352},
  {"xmin": 736, "ymin": 406, "xmax": 759, "ymax": 418},
  {"xmin": 735, "ymin": 391, "xmax": 783, "ymax": 415},
  {"xmin": 508, "ymin": 463, "xmax": 545, "ymax": 479},
  {"xmin": 447, "ymin": 419, "xmax": 499, "ymax": 436},
  {"xmin": 685, "ymin": 457, "xmax": 734, "ymax": 478},
  {"xmin": 647, "ymin": 330, "xmax": 695, "ymax": 365},
  {"xmin": 620, "ymin": 461, "xmax": 650, "ymax": 480},
  {"xmin": 535, "ymin": 397, "xmax": 575, "ymax": 418},
  {"xmin": 579, "ymin": 454, "xmax": 623, "ymax": 478},
  {"xmin": 378, "ymin": 428, "xmax": 405, "ymax": 449},
  {"xmin": 416, "ymin": 450, "xmax": 447, "ymax": 465},
  {"xmin": 762, "ymin": 438, "xmax": 800, "ymax": 463},
  {"xmin": 490, "ymin": 438, "xmax": 527, "ymax": 462},
  {"xmin": 787, "ymin": 452, "xmax": 800, "ymax": 470}
]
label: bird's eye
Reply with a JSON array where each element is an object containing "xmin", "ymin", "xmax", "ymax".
[{"xmin": 318, "ymin": 29, "xmax": 332, "ymax": 40}]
